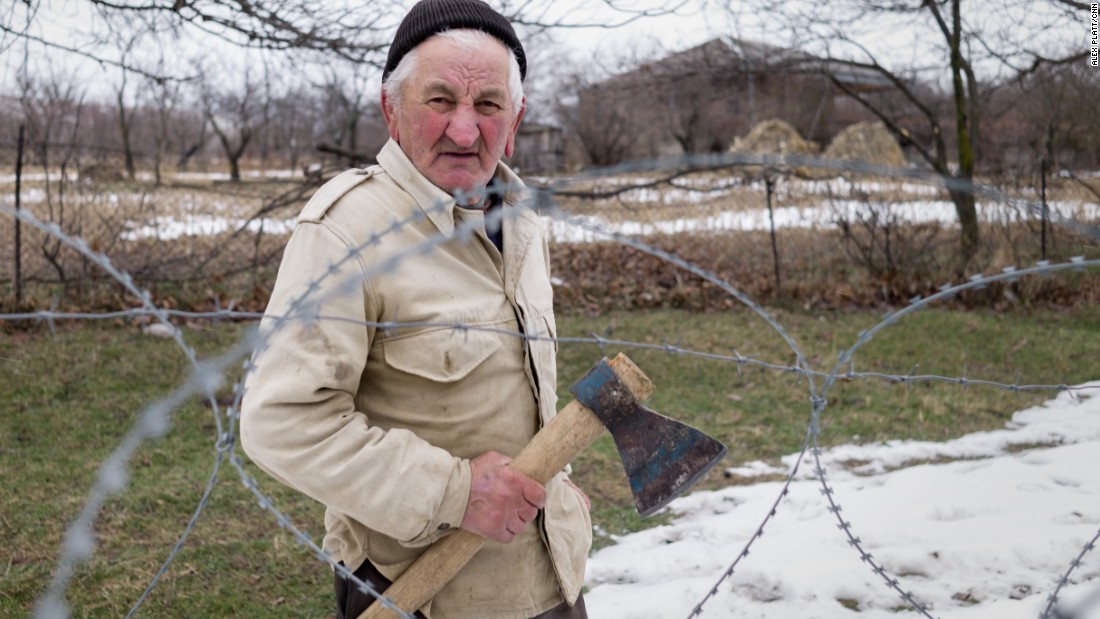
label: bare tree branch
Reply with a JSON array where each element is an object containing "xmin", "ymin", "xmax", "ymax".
[
  {"xmin": 1050, "ymin": 0, "xmax": 1090, "ymax": 9},
  {"xmin": 0, "ymin": 22, "xmax": 192, "ymax": 82}
]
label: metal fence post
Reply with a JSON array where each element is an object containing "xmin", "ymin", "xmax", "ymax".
[
  {"xmin": 765, "ymin": 174, "xmax": 781, "ymax": 294},
  {"xmin": 1040, "ymin": 158, "xmax": 1048, "ymax": 261},
  {"xmin": 15, "ymin": 124, "xmax": 25, "ymax": 307}
]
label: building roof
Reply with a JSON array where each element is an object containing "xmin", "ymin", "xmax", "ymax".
[{"xmin": 591, "ymin": 36, "xmax": 892, "ymax": 91}]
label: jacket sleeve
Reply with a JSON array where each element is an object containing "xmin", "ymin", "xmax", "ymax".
[{"xmin": 240, "ymin": 219, "xmax": 470, "ymax": 547}]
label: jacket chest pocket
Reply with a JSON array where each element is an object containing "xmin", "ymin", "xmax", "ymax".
[{"xmin": 382, "ymin": 328, "xmax": 502, "ymax": 383}]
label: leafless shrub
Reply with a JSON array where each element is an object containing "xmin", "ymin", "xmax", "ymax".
[{"xmin": 827, "ymin": 181, "xmax": 949, "ymax": 283}]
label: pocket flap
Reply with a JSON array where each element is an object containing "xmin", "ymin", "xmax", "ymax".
[{"xmin": 382, "ymin": 328, "xmax": 501, "ymax": 383}]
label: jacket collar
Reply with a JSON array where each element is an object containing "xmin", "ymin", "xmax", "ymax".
[{"xmin": 376, "ymin": 139, "xmax": 532, "ymax": 239}]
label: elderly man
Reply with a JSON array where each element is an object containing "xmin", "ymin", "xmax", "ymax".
[{"xmin": 239, "ymin": 1, "xmax": 591, "ymax": 618}]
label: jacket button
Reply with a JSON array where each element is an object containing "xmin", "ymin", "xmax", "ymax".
[{"xmin": 437, "ymin": 523, "xmax": 451, "ymax": 531}]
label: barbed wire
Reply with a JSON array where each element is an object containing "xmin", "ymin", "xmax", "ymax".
[
  {"xmin": 809, "ymin": 258, "xmax": 1100, "ymax": 619},
  {"xmin": 2, "ymin": 154, "xmax": 1098, "ymax": 619},
  {"xmin": 4, "ymin": 306, "xmax": 1099, "ymax": 400}
]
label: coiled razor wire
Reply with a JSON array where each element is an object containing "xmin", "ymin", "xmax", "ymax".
[{"xmin": 2, "ymin": 153, "xmax": 1098, "ymax": 619}]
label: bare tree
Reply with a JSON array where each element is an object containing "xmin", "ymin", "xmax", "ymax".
[
  {"xmin": 144, "ymin": 72, "xmax": 182, "ymax": 184},
  {"xmin": 106, "ymin": 31, "xmax": 145, "ymax": 180},
  {"xmin": 3, "ymin": 0, "xmax": 391, "ymax": 78},
  {"xmin": 638, "ymin": 40, "xmax": 774, "ymax": 154},
  {"xmin": 3, "ymin": 0, "xmax": 698, "ymax": 89},
  {"xmin": 17, "ymin": 63, "xmax": 88, "ymax": 289},
  {"xmin": 560, "ymin": 70, "xmax": 643, "ymax": 166},
  {"xmin": 1015, "ymin": 61, "xmax": 1100, "ymax": 171},
  {"xmin": 731, "ymin": 0, "xmax": 1089, "ymax": 265},
  {"xmin": 266, "ymin": 85, "xmax": 317, "ymax": 174},
  {"xmin": 201, "ymin": 66, "xmax": 264, "ymax": 182},
  {"xmin": 3, "ymin": 0, "xmax": 707, "ymax": 176},
  {"xmin": 175, "ymin": 108, "xmax": 209, "ymax": 172},
  {"xmin": 313, "ymin": 61, "xmax": 382, "ymax": 167}
]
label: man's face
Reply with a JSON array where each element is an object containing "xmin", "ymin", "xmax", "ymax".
[{"xmin": 382, "ymin": 34, "xmax": 525, "ymax": 197}]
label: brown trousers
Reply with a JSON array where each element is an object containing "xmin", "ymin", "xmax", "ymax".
[{"xmin": 335, "ymin": 559, "xmax": 588, "ymax": 619}]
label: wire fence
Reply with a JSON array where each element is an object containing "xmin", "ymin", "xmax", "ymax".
[{"xmin": 2, "ymin": 153, "xmax": 1099, "ymax": 619}]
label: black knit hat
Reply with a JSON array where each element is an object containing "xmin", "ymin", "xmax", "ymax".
[{"xmin": 383, "ymin": 0, "xmax": 526, "ymax": 82}]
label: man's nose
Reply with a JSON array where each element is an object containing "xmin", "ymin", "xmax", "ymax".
[{"xmin": 446, "ymin": 104, "xmax": 480, "ymax": 148}]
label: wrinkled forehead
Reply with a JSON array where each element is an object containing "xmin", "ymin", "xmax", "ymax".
[{"xmin": 412, "ymin": 33, "xmax": 514, "ymax": 91}]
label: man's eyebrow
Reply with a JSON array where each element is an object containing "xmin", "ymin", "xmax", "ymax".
[
  {"xmin": 421, "ymin": 79, "xmax": 507, "ymax": 101},
  {"xmin": 476, "ymin": 86, "xmax": 508, "ymax": 102},
  {"xmin": 422, "ymin": 80, "xmax": 458, "ymax": 97}
]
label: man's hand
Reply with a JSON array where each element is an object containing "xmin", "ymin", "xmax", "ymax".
[{"xmin": 461, "ymin": 451, "xmax": 546, "ymax": 543}]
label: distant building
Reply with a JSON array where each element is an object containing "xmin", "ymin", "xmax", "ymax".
[
  {"xmin": 574, "ymin": 37, "xmax": 894, "ymax": 165},
  {"xmin": 508, "ymin": 122, "xmax": 564, "ymax": 174}
]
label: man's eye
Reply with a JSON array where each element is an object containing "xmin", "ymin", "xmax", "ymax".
[{"xmin": 477, "ymin": 101, "xmax": 503, "ymax": 113}]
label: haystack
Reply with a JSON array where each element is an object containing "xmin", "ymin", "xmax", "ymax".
[
  {"xmin": 730, "ymin": 119, "xmax": 819, "ymax": 156},
  {"xmin": 823, "ymin": 121, "xmax": 906, "ymax": 169}
]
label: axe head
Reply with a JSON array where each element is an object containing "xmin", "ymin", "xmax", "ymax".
[{"xmin": 570, "ymin": 358, "xmax": 728, "ymax": 517}]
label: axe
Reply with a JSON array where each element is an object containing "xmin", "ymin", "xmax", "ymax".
[{"xmin": 361, "ymin": 354, "xmax": 727, "ymax": 619}]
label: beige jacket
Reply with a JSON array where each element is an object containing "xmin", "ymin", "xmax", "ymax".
[{"xmin": 240, "ymin": 140, "xmax": 591, "ymax": 619}]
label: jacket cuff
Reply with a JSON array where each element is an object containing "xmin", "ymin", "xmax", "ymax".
[{"xmin": 427, "ymin": 457, "xmax": 471, "ymax": 542}]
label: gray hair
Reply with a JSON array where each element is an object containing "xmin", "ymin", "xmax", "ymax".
[{"xmin": 383, "ymin": 28, "xmax": 524, "ymax": 115}]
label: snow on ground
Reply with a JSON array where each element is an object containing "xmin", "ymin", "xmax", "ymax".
[
  {"xmin": 584, "ymin": 384, "xmax": 1100, "ymax": 619},
  {"xmin": 104, "ymin": 195, "xmax": 1096, "ymax": 242},
  {"xmin": 542, "ymin": 200, "xmax": 960, "ymax": 242},
  {"xmin": 543, "ymin": 200, "xmax": 1100, "ymax": 244},
  {"xmin": 8, "ymin": 168, "xmax": 1096, "ymax": 243},
  {"xmin": 119, "ymin": 213, "xmax": 295, "ymax": 241}
]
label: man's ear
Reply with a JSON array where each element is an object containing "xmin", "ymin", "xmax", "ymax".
[
  {"xmin": 381, "ymin": 87, "xmax": 400, "ymax": 142},
  {"xmin": 504, "ymin": 96, "xmax": 526, "ymax": 159}
]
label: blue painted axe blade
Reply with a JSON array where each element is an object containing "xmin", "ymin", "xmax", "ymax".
[{"xmin": 570, "ymin": 358, "xmax": 728, "ymax": 517}]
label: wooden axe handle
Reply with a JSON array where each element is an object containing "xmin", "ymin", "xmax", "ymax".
[{"xmin": 361, "ymin": 354, "xmax": 653, "ymax": 619}]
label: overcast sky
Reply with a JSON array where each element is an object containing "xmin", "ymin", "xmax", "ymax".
[{"xmin": 1, "ymin": 1, "xmax": 1089, "ymax": 106}]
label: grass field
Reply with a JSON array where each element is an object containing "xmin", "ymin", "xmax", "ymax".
[{"xmin": 2, "ymin": 304, "xmax": 1098, "ymax": 617}]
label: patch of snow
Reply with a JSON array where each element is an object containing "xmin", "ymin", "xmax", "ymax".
[
  {"xmin": 585, "ymin": 384, "xmax": 1100, "ymax": 618},
  {"xmin": 120, "ymin": 214, "xmax": 295, "ymax": 240}
]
